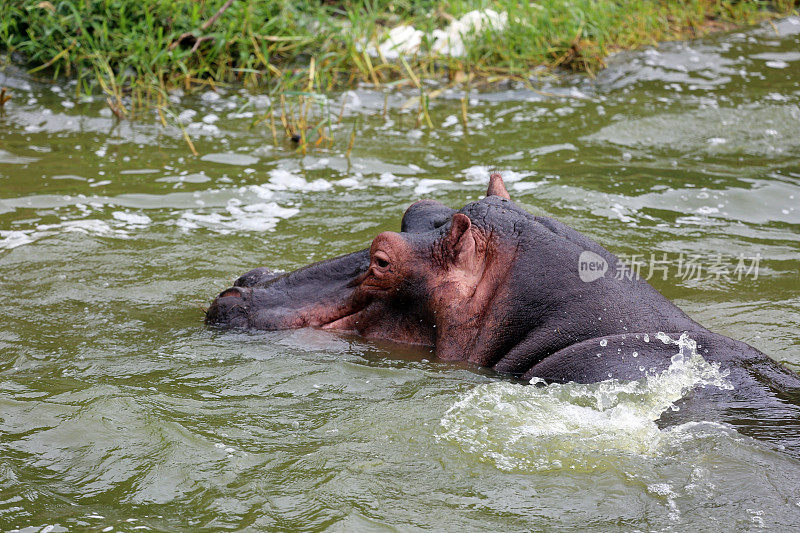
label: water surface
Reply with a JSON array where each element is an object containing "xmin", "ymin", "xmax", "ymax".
[{"xmin": 1, "ymin": 16, "xmax": 799, "ymax": 532}]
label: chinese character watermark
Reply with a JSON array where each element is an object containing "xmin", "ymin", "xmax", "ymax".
[{"xmin": 578, "ymin": 251, "xmax": 761, "ymax": 283}]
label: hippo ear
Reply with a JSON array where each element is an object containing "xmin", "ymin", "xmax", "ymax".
[
  {"xmin": 444, "ymin": 213, "xmax": 476, "ymax": 267},
  {"xmin": 486, "ymin": 172, "xmax": 510, "ymax": 199}
]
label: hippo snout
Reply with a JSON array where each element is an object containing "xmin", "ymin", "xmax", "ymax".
[{"xmin": 206, "ymin": 287, "xmax": 252, "ymax": 328}]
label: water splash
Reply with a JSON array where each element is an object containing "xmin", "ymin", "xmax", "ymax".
[{"xmin": 438, "ymin": 333, "xmax": 732, "ymax": 471}]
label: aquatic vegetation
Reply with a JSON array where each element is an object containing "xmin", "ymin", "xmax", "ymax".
[
  {"xmin": 0, "ymin": 86, "xmax": 11, "ymax": 111},
  {"xmin": 1, "ymin": 0, "xmax": 796, "ymax": 100},
  {"xmin": 1, "ymin": 0, "xmax": 795, "ymax": 152}
]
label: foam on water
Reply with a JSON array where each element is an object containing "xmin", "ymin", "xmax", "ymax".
[
  {"xmin": 0, "ymin": 149, "xmax": 39, "ymax": 165},
  {"xmin": 0, "ymin": 220, "xmax": 130, "ymax": 250},
  {"xmin": 267, "ymin": 169, "xmax": 332, "ymax": 192},
  {"xmin": 178, "ymin": 199, "xmax": 299, "ymax": 233},
  {"xmin": 438, "ymin": 333, "xmax": 733, "ymax": 472},
  {"xmin": 0, "ymin": 230, "xmax": 34, "ymax": 249},
  {"xmin": 112, "ymin": 211, "xmax": 152, "ymax": 225}
]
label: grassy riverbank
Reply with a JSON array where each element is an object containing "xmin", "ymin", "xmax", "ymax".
[{"xmin": 1, "ymin": 0, "xmax": 797, "ymax": 141}]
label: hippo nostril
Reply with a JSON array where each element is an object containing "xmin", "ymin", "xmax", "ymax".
[{"xmin": 206, "ymin": 286, "xmax": 251, "ymax": 328}]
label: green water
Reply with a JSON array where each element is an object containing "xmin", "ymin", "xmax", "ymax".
[{"xmin": 1, "ymin": 17, "xmax": 800, "ymax": 532}]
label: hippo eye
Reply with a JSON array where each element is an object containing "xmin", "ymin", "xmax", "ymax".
[{"xmin": 373, "ymin": 251, "xmax": 391, "ymax": 270}]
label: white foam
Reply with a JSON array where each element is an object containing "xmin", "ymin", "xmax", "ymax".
[
  {"xmin": 2, "ymin": 219, "xmax": 130, "ymax": 250},
  {"xmin": 0, "ymin": 230, "xmax": 33, "ymax": 250},
  {"xmin": 441, "ymin": 115, "xmax": 459, "ymax": 128},
  {"xmin": 186, "ymin": 122, "xmax": 221, "ymax": 136},
  {"xmin": 377, "ymin": 172, "xmax": 399, "ymax": 187},
  {"xmin": 156, "ymin": 172, "xmax": 211, "ymax": 184},
  {"xmin": 342, "ymin": 91, "xmax": 361, "ymax": 111},
  {"xmin": 248, "ymin": 94, "xmax": 271, "ymax": 109},
  {"xmin": 176, "ymin": 109, "xmax": 197, "ymax": 124},
  {"xmin": 0, "ymin": 149, "xmax": 39, "ymax": 165},
  {"xmin": 112, "ymin": 211, "xmax": 152, "ymax": 225},
  {"xmin": 335, "ymin": 177, "xmax": 363, "ymax": 189},
  {"xmin": 414, "ymin": 178, "xmax": 451, "ymax": 195},
  {"xmin": 246, "ymin": 184, "xmax": 275, "ymax": 200},
  {"xmin": 267, "ymin": 169, "xmax": 332, "ymax": 192},
  {"xmin": 225, "ymin": 202, "xmax": 299, "ymax": 231},
  {"xmin": 179, "ymin": 199, "xmax": 299, "ymax": 233},
  {"xmin": 512, "ymin": 181, "xmax": 544, "ymax": 191},
  {"xmin": 227, "ymin": 111, "xmax": 255, "ymax": 119},
  {"xmin": 461, "ymin": 165, "xmax": 531, "ymax": 184},
  {"xmin": 38, "ymin": 219, "xmax": 116, "ymax": 235},
  {"xmin": 200, "ymin": 91, "xmax": 221, "ymax": 102},
  {"xmin": 438, "ymin": 333, "xmax": 732, "ymax": 472}
]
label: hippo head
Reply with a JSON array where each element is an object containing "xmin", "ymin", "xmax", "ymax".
[
  {"xmin": 205, "ymin": 194, "xmax": 459, "ymax": 348},
  {"xmin": 207, "ymin": 174, "xmax": 694, "ymax": 375}
]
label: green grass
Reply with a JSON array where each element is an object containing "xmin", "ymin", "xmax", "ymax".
[{"xmin": 0, "ymin": 0, "xmax": 796, "ymax": 136}]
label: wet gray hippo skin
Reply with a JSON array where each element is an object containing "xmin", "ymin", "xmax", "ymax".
[{"xmin": 207, "ymin": 174, "xmax": 800, "ymax": 453}]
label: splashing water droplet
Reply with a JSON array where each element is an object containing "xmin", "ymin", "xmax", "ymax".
[{"xmin": 438, "ymin": 332, "xmax": 732, "ymax": 472}]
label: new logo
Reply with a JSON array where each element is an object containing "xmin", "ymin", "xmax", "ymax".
[{"xmin": 578, "ymin": 251, "xmax": 608, "ymax": 282}]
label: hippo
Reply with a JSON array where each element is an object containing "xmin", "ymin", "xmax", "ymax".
[{"xmin": 207, "ymin": 173, "xmax": 800, "ymax": 453}]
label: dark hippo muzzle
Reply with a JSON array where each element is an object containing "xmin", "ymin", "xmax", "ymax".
[
  {"xmin": 205, "ymin": 286, "xmax": 254, "ymax": 329},
  {"xmin": 205, "ymin": 250, "xmax": 371, "ymax": 330},
  {"xmin": 205, "ymin": 266, "xmax": 285, "ymax": 328}
]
